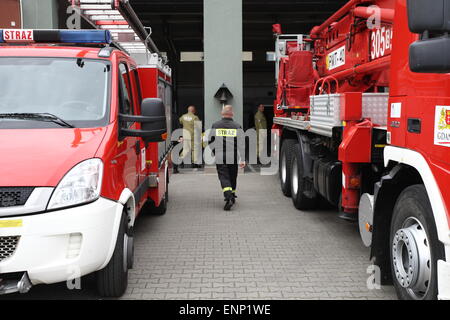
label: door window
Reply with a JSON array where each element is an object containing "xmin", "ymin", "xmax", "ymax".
[{"xmin": 118, "ymin": 62, "xmax": 134, "ymax": 128}]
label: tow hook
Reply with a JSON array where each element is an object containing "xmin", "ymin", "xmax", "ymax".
[{"xmin": 0, "ymin": 272, "xmax": 32, "ymax": 295}]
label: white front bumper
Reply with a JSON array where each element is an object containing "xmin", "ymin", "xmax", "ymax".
[{"xmin": 0, "ymin": 197, "xmax": 123, "ymax": 285}]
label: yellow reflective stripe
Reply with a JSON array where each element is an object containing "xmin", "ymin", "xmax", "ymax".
[
  {"xmin": 216, "ymin": 129, "xmax": 237, "ymax": 137},
  {"xmin": 232, "ymin": 190, "xmax": 236, "ymax": 193},
  {"xmin": 223, "ymin": 187, "xmax": 233, "ymax": 192},
  {"xmin": 0, "ymin": 219, "xmax": 22, "ymax": 228}
]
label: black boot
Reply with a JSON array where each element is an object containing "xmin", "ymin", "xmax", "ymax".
[
  {"xmin": 224, "ymin": 199, "xmax": 233, "ymax": 211},
  {"xmin": 223, "ymin": 191, "xmax": 234, "ymax": 211}
]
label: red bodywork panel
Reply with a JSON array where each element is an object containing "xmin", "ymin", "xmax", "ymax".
[
  {"xmin": 0, "ymin": 45, "xmax": 172, "ymax": 216},
  {"xmin": 388, "ymin": 0, "xmax": 450, "ymax": 224},
  {"xmin": 0, "ymin": 46, "xmax": 114, "ymax": 191},
  {"xmin": 0, "ymin": 128, "xmax": 107, "ymax": 187},
  {"xmin": 137, "ymin": 66, "xmax": 172, "ymax": 208}
]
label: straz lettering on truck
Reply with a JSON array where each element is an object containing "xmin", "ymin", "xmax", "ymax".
[
  {"xmin": 326, "ymin": 45, "xmax": 345, "ymax": 71},
  {"xmin": 370, "ymin": 25, "xmax": 393, "ymax": 60},
  {"xmin": 3, "ymin": 29, "xmax": 33, "ymax": 42}
]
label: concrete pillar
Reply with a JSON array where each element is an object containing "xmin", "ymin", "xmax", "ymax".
[
  {"xmin": 204, "ymin": 0, "xmax": 243, "ymax": 129},
  {"xmin": 21, "ymin": 0, "xmax": 59, "ymax": 29}
]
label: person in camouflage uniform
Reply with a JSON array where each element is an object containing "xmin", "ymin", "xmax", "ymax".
[
  {"xmin": 179, "ymin": 105, "xmax": 201, "ymax": 167},
  {"xmin": 254, "ymin": 104, "xmax": 267, "ymax": 162}
]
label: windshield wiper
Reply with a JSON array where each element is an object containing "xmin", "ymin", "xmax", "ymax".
[{"xmin": 0, "ymin": 113, "xmax": 75, "ymax": 128}]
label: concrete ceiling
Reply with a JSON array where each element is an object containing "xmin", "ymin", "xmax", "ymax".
[{"xmin": 130, "ymin": 0, "xmax": 348, "ymax": 63}]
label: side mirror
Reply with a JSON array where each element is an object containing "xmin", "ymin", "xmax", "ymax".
[
  {"xmin": 120, "ymin": 98, "xmax": 167, "ymax": 143},
  {"xmin": 407, "ymin": 0, "xmax": 450, "ymax": 73},
  {"xmin": 410, "ymin": 36, "xmax": 450, "ymax": 73},
  {"xmin": 407, "ymin": 0, "xmax": 450, "ymax": 33}
]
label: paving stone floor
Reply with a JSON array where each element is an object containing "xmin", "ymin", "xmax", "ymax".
[{"xmin": 2, "ymin": 167, "xmax": 397, "ymax": 300}]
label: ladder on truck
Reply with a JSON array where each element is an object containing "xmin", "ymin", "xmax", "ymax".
[{"xmin": 69, "ymin": 0, "xmax": 163, "ymax": 60}]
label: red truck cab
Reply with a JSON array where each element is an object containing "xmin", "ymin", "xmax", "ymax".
[{"xmin": 0, "ymin": 29, "xmax": 171, "ymax": 297}]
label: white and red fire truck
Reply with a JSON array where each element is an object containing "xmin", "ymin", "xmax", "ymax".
[
  {"xmin": 272, "ymin": 0, "xmax": 450, "ymax": 299},
  {"xmin": 0, "ymin": 28, "xmax": 173, "ymax": 297}
]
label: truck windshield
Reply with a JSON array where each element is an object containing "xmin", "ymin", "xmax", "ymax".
[{"xmin": 0, "ymin": 57, "xmax": 110, "ymax": 128}]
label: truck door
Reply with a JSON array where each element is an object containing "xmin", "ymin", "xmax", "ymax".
[
  {"xmin": 129, "ymin": 68, "xmax": 147, "ymax": 188},
  {"xmin": 116, "ymin": 62, "xmax": 139, "ymax": 194}
]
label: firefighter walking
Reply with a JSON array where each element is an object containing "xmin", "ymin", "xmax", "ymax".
[{"xmin": 210, "ymin": 105, "xmax": 246, "ymax": 211}]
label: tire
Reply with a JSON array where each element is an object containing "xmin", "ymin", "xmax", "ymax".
[
  {"xmin": 149, "ymin": 193, "xmax": 167, "ymax": 215},
  {"xmin": 279, "ymin": 139, "xmax": 296, "ymax": 197},
  {"xmin": 97, "ymin": 211, "xmax": 130, "ymax": 297},
  {"xmin": 390, "ymin": 184, "xmax": 444, "ymax": 300},
  {"xmin": 290, "ymin": 143, "xmax": 318, "ymax": 210}
]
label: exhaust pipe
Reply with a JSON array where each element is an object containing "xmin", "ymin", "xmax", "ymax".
[{"xmin": 0, "ymin": 272, "xmax": 32, "ymax": 295}]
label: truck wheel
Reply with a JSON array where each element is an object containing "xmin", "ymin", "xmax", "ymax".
[
  {"xmin": 279, "ymin": 139, "xmax": 296, "ymax": 197},
  {"xmin": 290, "ymin": 143, "xmax": 317, "ymax": 210},
  {"xmin": 151, "ymin": 185, "xmax": 168, "ymax": 216},
  {"xmin": 97, "ymin": 211, "xmax": 130, "ymax": 297},
  {"xmin": 390, "ymin": 185, "xmax": 444, "ymax": 300}
]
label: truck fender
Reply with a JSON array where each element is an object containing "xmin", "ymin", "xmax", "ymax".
[
  {"xmin": 295, "ymin": 131, "xmax": 314, "ymax": 179},
  {"xmin": 384, "ymin": 146, "xmax": 450, "ymax": 253},
  {"xmin": 118, "ymin": 188, "xmax": 136, "ymax": 227},
  {"xmin": 370, "ymin": 164, "xmax": 405, "ymax": 284},
  {"xmin": 98, "ymin": 188, "xmax": 135, "ymax": 270}
]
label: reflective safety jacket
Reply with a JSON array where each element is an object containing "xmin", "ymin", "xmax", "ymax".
[
  {"xmin": 179, "ymin": 112, "xmax": 200, "ymax": 138},
  {"xmin": 209, "ymin": 117, "xmax": 244, "ymax": 165}
]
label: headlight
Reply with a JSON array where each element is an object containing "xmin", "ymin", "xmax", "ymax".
[{"xmin": 47, "ymin": 158, "xmax": 103, "ymax": 210}]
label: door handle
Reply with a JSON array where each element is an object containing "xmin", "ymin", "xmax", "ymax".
[{"xmin": 407, "ymin": 118, "xmax": 421, "ymax": 134}]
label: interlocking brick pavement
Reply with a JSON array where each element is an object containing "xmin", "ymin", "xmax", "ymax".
[{"xmin": 1, "ymin": 167, "xmax": 397, "ymax": 300}]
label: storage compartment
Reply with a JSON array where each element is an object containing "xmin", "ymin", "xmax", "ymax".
[
  {"xmin": 309, "ymin": 93, "xmax": 389, "ymax": 137},
  {"xmin": 362, "ymin": 93, "xmax": 389, "ymax": 127},
  {"xmin": 310, "ymin": 94, "xmax": 342, "ymax": 137}
]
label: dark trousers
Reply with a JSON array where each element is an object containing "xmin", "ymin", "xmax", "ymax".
[{"xmin": 216, "ymin": 164, "xmax": 238, "ymax": 200}]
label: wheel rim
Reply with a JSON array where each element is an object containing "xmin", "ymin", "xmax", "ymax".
[
  {"xmin": 292, "ymin": 159, "xmax": 298, "ymax": 196},
  {"xmin": 281, "ymin": 152, "xmax": 287, "ymax": 184},
  {"xmin": 392, "ymin": 217, "xmax": 432, "ymax": 300}
]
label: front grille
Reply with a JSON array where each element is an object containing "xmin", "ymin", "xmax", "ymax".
[
  {"xmin": 0, "ymin": 236, "xmax": 20, "ymax": 262},
  {"xmin": 0, "ymin": 187, "xmax": 34, "ymax": 208}
]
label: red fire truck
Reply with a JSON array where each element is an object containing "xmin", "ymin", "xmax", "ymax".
[
  {"xmin": 0, "ymin": 29, "xmax": 172, "ymax": 297},
  {"xmin": 272, "ymin": 0, "xmax": 450, "ymax": 299}
]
